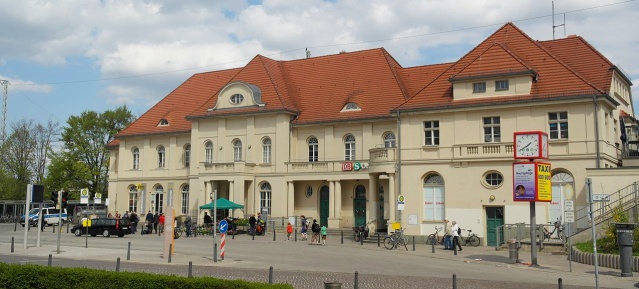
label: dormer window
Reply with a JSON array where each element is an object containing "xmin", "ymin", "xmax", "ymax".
[
  {"xmin": 495, "ymin": 80, "xmax": 509, "ymax": 91},
  {"xmin": 342, "ymin": 102, "xmax": 360, "ymax": 111},
  {"xmin": 473, "ymin": 82, "xmax": 486, "ymax": 93},
  {"xmin": 230, "ymin": 93, "xmax": 244, "ymax": 105},
  {"xmin": 158, "ymin": 119, "xmax": 169, "ymax": 126}
]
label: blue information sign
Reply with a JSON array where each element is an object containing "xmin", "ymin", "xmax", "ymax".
[{"xmin": 219, "ymin": 219, "xmax": 228, "ymax": 234}]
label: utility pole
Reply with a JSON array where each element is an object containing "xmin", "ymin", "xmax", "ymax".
[{"xmin": 0, "ymin": 79, "xmax": 8, "ymax": 142}]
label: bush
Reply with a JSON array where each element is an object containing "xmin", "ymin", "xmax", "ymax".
[
  {"xmin": 0, "ymin": 263, "xmax": 293, "ymax": 289},
  {"xmin": 574, "ymin": 203, "xmax": 639, "ymax": 255}
]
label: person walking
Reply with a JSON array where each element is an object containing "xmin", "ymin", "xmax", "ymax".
[
  {"xmin": 286, "ymin": 222, "xmax": 293, "ymax": 241},
  {"xmin": 310, "ymin": 219, "xmax": 320, "ymax": 244},
  {"xmin": 443, "ymin": 219, "xmax": 452, "ymax": 250},
  {"xmin": 145, "ymin": 211, "xmax": 153, "ymax": 234},
  {"xmin": 129, "ymin": 211, "xmax": 138, "ymax": 234},
  {"xmin": 320, "ymin": 224, "xmax": 327, "ymax": 245},
  {"xmin": 249, "ymin": 214, "xmax": 257, "ymax": 236},
  {"xmin": 203, "ymin": 212, "xmax": 212, "ymax": 233},
  {"xmin": 159, "ymin": 213, "xmax": 165, "ymax": 234},
  {"xmin": 153, "ymin": 212, "xmax": 160, "ymax": 234},
  {"xmin": 300, "ymin": 215, "xmax": 308, "ymax": 241},
  {"xmin": 451, "ymin": 221, "xmax": 462, "ymax": 251}
]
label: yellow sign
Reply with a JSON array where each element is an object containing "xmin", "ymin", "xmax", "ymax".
[
  {"xmin": 536, "ymin": 163, "xmax": 552, "ymax": 202},
  {"xmin": 80, "ymin": 188, "xmax": 89, "ymax": 197},
  {"xmin": 136, "ymin": 183, "xmax": 143, "ymax": 191}
]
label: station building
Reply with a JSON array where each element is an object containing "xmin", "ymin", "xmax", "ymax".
[{"xmin": 107, "ymin": 23, "xmax": 636, "ymax": 246}]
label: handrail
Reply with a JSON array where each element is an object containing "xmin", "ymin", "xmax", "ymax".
[{"xmin": 572, "ymin": 181, "xmax": 638, "ymax": 236}]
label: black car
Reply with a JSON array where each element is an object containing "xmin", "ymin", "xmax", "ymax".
[{"xmin": 71, "ymin": 218, "xmax": 132, "ymax": 237}]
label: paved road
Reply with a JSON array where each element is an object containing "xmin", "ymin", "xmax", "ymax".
[{"xmin": 0, "ymin": 224, "xmax": 637, "ymax": 288}]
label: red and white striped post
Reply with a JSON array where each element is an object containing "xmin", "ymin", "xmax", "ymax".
[{"xmin": 220, "ymin": 233, "xmax": 225, "ymax": 260}]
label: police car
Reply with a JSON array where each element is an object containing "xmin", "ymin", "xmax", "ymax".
[{"xmin": 20, "ymin": 207, "xmax": 68, "ymax": 227}]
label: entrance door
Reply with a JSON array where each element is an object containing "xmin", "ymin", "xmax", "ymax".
[
  {"xmin": 485, "ymin": 207, "xmax": 504, "ymax": 246},
  {"xmin": 319, "ymin": 186, "xmax": 329, "ymax": 227},
  {"xmin": 353, "ymin": 185, "xmax": 366, "ymax": 227},
  {"xmin": 152, "ymin": 193, "xmax": 164, "ymax": 214}
]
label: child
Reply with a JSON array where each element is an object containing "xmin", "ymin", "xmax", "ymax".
[
  {"xmin": 286, "ymin": 222, "xmax": 293, "ymax": 241},
  {"xmin": 320, "ymin": 224, "xmax": 327, "ymax": 245},
  {"xmin": 300, "ymin": 215, "xmax": 307, "ymax": 241},
  {"xmin": 310, "ymin": 219, "xmax": 319, "ymax": 244}
]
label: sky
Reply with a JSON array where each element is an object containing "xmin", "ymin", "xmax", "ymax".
[{"xmin": 1, "ymin": 0, "xmax": 638, "ymax": 135}]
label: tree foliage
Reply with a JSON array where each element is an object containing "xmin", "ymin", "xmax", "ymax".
[{"xmin": 46, "ymin": 106, "xmax": 134, "ymax": 198}]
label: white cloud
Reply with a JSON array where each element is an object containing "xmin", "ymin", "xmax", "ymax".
[{"xmin": 0, "ymin": 75, "xmax": 53, "ymax": 93}]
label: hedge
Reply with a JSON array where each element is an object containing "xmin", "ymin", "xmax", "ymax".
[{"xmin": 0, "ymin": 263, "xmax": 293, "ymax": 289}]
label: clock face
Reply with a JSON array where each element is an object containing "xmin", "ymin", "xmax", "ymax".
[{"xmin": 515, "ymin": 134, "xmax": 540, "ymax": 157}]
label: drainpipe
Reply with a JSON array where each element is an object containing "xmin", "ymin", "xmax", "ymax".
[
  {"xmin": 593, "ymin": 94, "xmax": 601, "ymax": 168},
  {"xmin": 396, "ymin": 110, "xmax": 402, "ymax": 223}
]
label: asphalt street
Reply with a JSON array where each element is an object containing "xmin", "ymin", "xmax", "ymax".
[{"xmin": 0, "ymin": 223, "xmax": 637, "ymax": 289}]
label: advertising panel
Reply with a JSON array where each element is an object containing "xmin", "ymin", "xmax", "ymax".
[{"xmin": 513, "ymin": 162, "xmax": 551, "ymax": 202}]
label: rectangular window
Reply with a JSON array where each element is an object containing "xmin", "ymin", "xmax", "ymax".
[
  {"xmin": 128, "ymin": 193, "xmax": 137, "ymax": 213},
  {"xmin": 181, "ymin": 192, "xmax": 189, "ymax": 215},
  {"xmin": 549, "ymin": 112, "xmax": 568, "ymax": 139},
  {"xmin": 133, "ymin": 154, "xmax": 139, "ymax": 170},
  {"xmin": 424, "ymin": 121, "xmax": 440, "ymax": 146},
  {"xmin": 263, "ymin": 142, "xmax": 271, "ymax": 164},
  {"xmin": 483, "ymin": 116, "xmax": 501, "ymax": 142},
  {"xmin": 423, "ymin": 187, "xmax": 445, "ymax": 220},
  {"xmin": 495, "ymin": 80, "xmax": 509, "ymax": 91},
  {"xmin": 473, "ymin": 82, "xmax": 486, "ymax": 93},
  {"xmin": 308, "ymin": 144, "xmax": 318, "ymax": 162},
  {"xmin": 158, "ymin": 152, "xmax": 165, "ymax": 168},
  {"xmin": 185, "ymin": 150, "xmax": 190, "ymax": 168}
]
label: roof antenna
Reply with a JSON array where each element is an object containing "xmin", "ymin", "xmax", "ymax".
[
  {"xmin": 305, "ymin": 48, "xmax": 311, "ymax": 59},
  {"xmin": 552, "ymin": 1, "xmax": 566, "ymax": 40}
]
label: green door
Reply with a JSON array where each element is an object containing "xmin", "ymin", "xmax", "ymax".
[
  {"xmin": 319, "ymin": 186, "xmax": 329, "ymax": 227},
  {"xmin": 486, "ymin": 207, "xmax": 504, "ymax": 246},
  {"xmin": 354, "ymin": 185, "xmax": 366, "ymax": 226}
]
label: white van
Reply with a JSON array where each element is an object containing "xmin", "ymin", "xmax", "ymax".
[{"xmin": 20, "ymin": 207, "xmax": 68, "ymax": 227}]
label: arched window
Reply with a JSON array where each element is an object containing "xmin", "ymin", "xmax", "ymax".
[
  {"xmin": 550, "ymin": 171, "xmax": 575, "ymax": 224},
  {"xmin": 152, "ymin": 185, "xmax": 164, "ymax": 214},
  {"xmin": 344, "ymin": 134, "xmax": 356, "ymax": 160},
  {"xmin": 184, "ymin": 144, "xmax": 191, "ymax": 168},
  {"xmin": 308, "ymin": 137, "xmax": 318, "ymax": 162},
  {"xmin": 383, "ymin": 132, "xmax": 396, "ymax": 148},
  {"xmin": 233, "ymin": 139, "xmax": 243, "ymax": 161},
  {"xmin": 132, "ymin": 147, "xmax": 140, "ymax": 170},
  {"xmin": 181, "ymin": 184, "xmax": 190, "ymax": 215},
  {"xmin": 157, "ymin": 145, "xmax": 166, "ymax": 168},
  {"xmin": 205, "ymin": 141, "xmax": 213, "ymax": 163},
  {"xmin": 260, "ymin": 182, "xmax": 272, "ymax": 215},
  {"xmin": 423, "ymin": 173, "xmax": 445, "ymax": 220},
  {"xmin": 128, "ymin": 186, "xmax": 137, "ymax": 213},
  {"xmin": 262, "ymin": 138, "xmax": 272, "ymax": 164}
]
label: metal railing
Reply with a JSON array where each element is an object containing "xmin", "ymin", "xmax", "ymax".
[
  {"xmin": 495, "ymin": 222, "xmax": 567, "ymax": 250},
  {"xmin": 573, "ymin": 181, "xmax": 638, "ymax": 235}
]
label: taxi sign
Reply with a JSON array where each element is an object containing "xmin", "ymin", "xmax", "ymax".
[{"xmin": 219, "ymin": 219, "xmax": 228, "ymax": 234}]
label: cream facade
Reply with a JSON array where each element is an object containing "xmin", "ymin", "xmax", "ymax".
[{"xmin": 107, "ymin": 23, "xmax": 636, "ymax": 246}]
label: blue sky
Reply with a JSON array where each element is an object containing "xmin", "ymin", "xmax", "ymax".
[{"xmin": 1, "ymin": 0, "xmax": 638, "ymax": 135}]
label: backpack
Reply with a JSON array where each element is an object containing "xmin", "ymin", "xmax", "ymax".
[
  {"xmin": 312, "ymin": 223, "xmax": 319, "ymax": 233},
  {"xmin": 457, "ymin": 227, "xmax": 462, "ymax": 235}
]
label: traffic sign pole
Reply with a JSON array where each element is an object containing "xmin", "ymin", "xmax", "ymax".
[{"xmin": 218, "ymin": 219, "xmax": 228, "ymax": 261}]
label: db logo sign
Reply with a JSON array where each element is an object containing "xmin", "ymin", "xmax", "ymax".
[
  {"xmin": 342, "ymin": 162, "xmax": 353, "ymax": 171},
  {"xmin": 342, "ymin": 162, "xmax": 369, "ymax": 171}
]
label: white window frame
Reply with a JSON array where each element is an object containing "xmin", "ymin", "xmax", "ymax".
[
  {"xmin": 483, "ymin": 116, "xmax": 501, "ymax": 143},
  {"xmin": 423, "ymin": 174, "xmax": 445, "ymax": 221},
  {"xmin": 482, "ymin": 171, "xmax": 504, "ymax": 188},
  {"xmin": 495, "ymin": 80, "xmax": 509, "ymax": 91},
  {"xmin": 424, "ymin": 121, "xmax": 440, "ymax": 146},
  {"xmin": 262, "ymin": 138, "xmax": 272, "ymax": 164},
  {"xmin": 184, "ymin": 144, "xmax": 191, "ymax": 168},
  {"xmin": 205, "ymin": 141, "xmax": 213, "ymax": 163},
  {"xmin": 260, "ymin": 182, "xmax": 272, "ymax": 215},
  {"xmin": 549, "ymin": 112, "xmax": 569, "ymax": 140},
  {"xmin": 230, "ymin": 93, "xmax": 244, "ymax": 104},
  {"xmin": 473, "ymin": 82, "xmax": 486, "ymax": 93},
  {"xmin": 383, "ymin": 132, "xmax": 396, "ymax": 148},
  {"xmin": 132, "ymin": 148, "xmax": 140, "ymax": 170},
  {"xmin": 158, "ymin": 146, "xmax": 166, "ymax": 168},
  {"xmin": 233, "ymin": 139, "xmax": 242, "ymax": 161},
  {"xmin": 308, "ymin": 137, "xmax": 318, "ymax": 162},
  {"xmin": 344, "ymin": 134, "xmax": 356, "ymax": 161},
  {"xmin": 181, "ymin": 185, "xmax": 189, "ymax": 215},
  {"xmin": 128, "ymin": 186, "xmax": 137, "ymax": 213}
]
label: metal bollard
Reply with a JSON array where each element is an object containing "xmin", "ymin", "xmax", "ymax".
[
  {"xmin": 168, "ymin": 244, "xmax": 172, "ymax": 263},
  {"xmin": 11, "ymin": 237, "xmax": 14, "ymax": 253},
  {"xmin": 377, "ymin": 234, "xmax": 380, "ymax": 247},
  {"xmin": 354, "ymin": 271, "xmax": 359, "ymax": 289},
  {"xmin": 67, "ymin": 222, "xmax": 69, "ymax": 233},
  {"xmin": 48, "ymin": 254, "xmax": 52, "ymax": 266},
  {"xmin": 116, "ymin": 257, "xmax": 120, "ymax": 272},
  {"xmin": 127, "ymin": 242, "xmax": 131, "ymax": 260},
  {"xmin": 452, "ymin": 274, "xmax": 457, "ymax": 289},
  {"xmin": 295, "ymin": 229, "xmax": 298, "ymax": 242},
  {"xmin": 232, "ymin": 230, "xmax": 235, "ymax": 240},
  {"xmin": 188, "ymin": 261, "xmax": 193, "ymax": 278},
  {"xmin": 558, "ymin": 278, "xmax": 563, "ymax": 289},
  {"xmin": 453, "ymin": 238, "xmax": 457, "ymax": 255},
  {"xmin": 432, "ymin": 238, "xmax": 435, "ymax": 253},
  {"xmin": 360, "ymin": 233, "xmax": 363, "ymax": 245},
  {"xmin": 273, "ymin": 228, "xmax": 276, "ymax": 241},
  {"xmin": 341, "ymin": 231, "xmax": 343, "ymax": 244},
  {"xmin": 252, "ymin": 231, "xmax": 255, "ymax": 240},
  {"xmin": 269, "ymin": 266, "xmax": 273, "ymax": 284}
]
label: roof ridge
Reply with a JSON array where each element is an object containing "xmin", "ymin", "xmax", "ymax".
[
  {"xmin": 256, "ymin": 55, "xmax": 288, "ymax": 109},
  {"xmin": 379, "ymin": 48, "xmax": 411, "ymax": 101}
]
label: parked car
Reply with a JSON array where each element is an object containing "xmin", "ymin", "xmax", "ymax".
[
  {"xmin": 20, "ymin": 208, "xmax": 68, "ymax": 227},
  {"xmin": 71, "ymin": 218, "xmax": 131, "ymax": 237}
]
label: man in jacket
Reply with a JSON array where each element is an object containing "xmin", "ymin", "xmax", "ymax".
[{"xmin": 249, "ymin": 214, "xmax": 256, "ymax": 236}]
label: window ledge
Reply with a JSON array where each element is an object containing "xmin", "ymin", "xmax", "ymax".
[
  {"xmin": 421, "ymin": 145, "xmax": 440, "ymax": 151},
  {"xmin": 549, "ymin": 139, "xmax": 569, "ymax": 144}
]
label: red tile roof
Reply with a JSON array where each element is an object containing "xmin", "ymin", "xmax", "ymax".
[{"xmin": 112, "ymin": 22, "xmax": 621, "ymax": 142}]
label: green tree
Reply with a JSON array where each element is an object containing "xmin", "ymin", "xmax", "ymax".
[{"xmin": 46, "ymin": 106, "xmax": 134, "ymax": 198}]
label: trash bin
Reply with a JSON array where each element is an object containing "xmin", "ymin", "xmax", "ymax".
[
  {"xmin": 324, "ymin": 282, "xmax": 342, "ymax": 289},
  {"xmin": 508, "ymin": 239, "xmax": 518, "ymax": 264},
  {"xmin": 615, "ymin": 223, "xmax": 635, "ymax": 277}
]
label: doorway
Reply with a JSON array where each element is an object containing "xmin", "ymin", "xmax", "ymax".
[
  {"xmin": 485, "ymin": 206, "xmax": 504, "ymax": 246},
  {"xmin": 319, "ymin": 185, "xmax": 329, "ymax": 227},
  {"xmin": 353, "ymin": 185, "xmax": 366, "ymax": 227},
  {"xmin": 151, "ymin": 193, "xmax": 164, "ymax": 214}
]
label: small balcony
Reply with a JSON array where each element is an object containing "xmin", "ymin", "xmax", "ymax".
[
  {"xmin": 202, "ymin": 161, "xmax": 255, "ymax": 173},
  {"xmin": 369, "ymin": 147, "xmax": 397, "ymax": 163},
  {"xmin": 452, "ymin": 143, "xmax": 514, "ymax": 160}
]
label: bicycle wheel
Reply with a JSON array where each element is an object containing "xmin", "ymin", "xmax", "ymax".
[
  {"xmin": 468, "ymin": 235, "xmax": 480, "ymax": 247},
  {"xmin": 354, "ymin": 232, "xmax": 361, "ymax": 242},
  {"xmin": 426, "ymin": 234, "xmax": 437, "ymax": 245},
  {"xmin": 383, "ymin": 236, "xmax": 395, "ymax": 250}
]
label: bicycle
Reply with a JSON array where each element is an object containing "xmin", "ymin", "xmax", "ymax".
[
  {"xmin": 384, "ymin": 228, "xmax": 408, "ymax": 250},
  {"xmin": 426, "ymin": 226, "xmax": 444, "ymax": 245},
  {"xmin": 542, "ymin": 220, "xmax": 563, "ymax": 242},
  {"xmin": 460, "ymin": 229, "xmax": 480, "ymax": 247}
]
